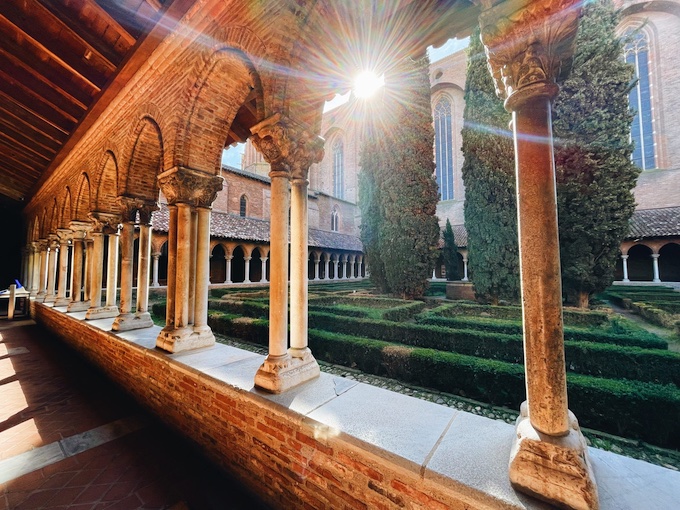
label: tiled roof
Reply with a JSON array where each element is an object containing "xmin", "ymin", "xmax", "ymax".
[
  {"xmin": 627, "ymin": 207, "xmax": 680, "ymax": 239},
  {"xmin": 439, "ymin": 224, "xmax": 468, "ymax": 248},
  {"xmin": 222, "ymin": 166, "xmax": 271, "ymax": 184},
  {"xmin": 152, "ymin": 204, "xmax": 362, "ymax": 252}
]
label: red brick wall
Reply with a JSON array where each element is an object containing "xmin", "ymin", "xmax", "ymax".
[{"xmin": 33, "ymin": 303, "xmax": 493, "ymax": 510}]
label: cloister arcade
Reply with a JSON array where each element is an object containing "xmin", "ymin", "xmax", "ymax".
[{"xmin": 11, "ymin": 0, "xmax": 644, "ymax": 508}]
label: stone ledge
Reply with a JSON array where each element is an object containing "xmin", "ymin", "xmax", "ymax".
[{"xmin": 32, "ymin": 301, "xmax": 680, "ymax": 510}]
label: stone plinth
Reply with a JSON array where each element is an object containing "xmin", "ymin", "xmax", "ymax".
[
  {"xmin": 445, "ymin": 282, "xmax": 476, "ymax": 301},
  {"xmin": 155, "ymin": 325, "xmax": 215, "ymax": 353},
  {"xmin": 85, "ymin": 305, "xmax": 119, "ymax": 320},
  {"xmin": 112, "ymin": 312, "xmax": 154, "ymax": 332},
  {"xmin": 254, "ymin": 349, "xmax": 320, "ymax": 394}
]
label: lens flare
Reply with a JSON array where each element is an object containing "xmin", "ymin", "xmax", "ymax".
[{"xmin": 354, "ymin": 71, "xmax": 385, "ymax": 98}]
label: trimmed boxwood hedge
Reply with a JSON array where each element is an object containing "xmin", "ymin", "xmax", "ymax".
[
  {"xmin": 207, "ymin": 314, "xmax": 680, "ymax": 448},
  {"xmin": 308, "ymin": 312, "xmax": 680, "ymax": 385},
  {"xmin": 434, "ymin": 302, "xmax": 609, "ymax": 328},
  {"xmin": 417, "ymin": 314, "xmax": 668, "ymax": 350}
]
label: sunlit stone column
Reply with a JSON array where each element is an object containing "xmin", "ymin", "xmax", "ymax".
[
  {"xmin": 36, "ymin": 240, "xmax": 48, "ymax": 301},
  {"xmin": 156, "ymin": 167, "xmax": 222, "ymax": 352},
  {"xmin": 45, "ymin": 236, "xmax": 59, "ymax": 303},
  {"xmin": 54, "ymin": 229, "xmax": 72, "ymax": 306},
  {"xmin": 67, "ymin": 222, "xmax": 91, "ymax": 312},
  {"xmin": 349, "ymin": 255, "xmax": 357, "ymax": 279},
  {"xmin": 152, "ymin": 252, "xmax": 161, "ymax": 287},
  {"xmin": 260, "ymin": 255, "xmax": 268, "ymax": 283},
  {"xmin": 105, "ymin": 227, "xmax": 120, "ymax": 310},
  {"xmin": 621, "ymin": 254, "xmax": 630, "ymax": 282},
  {"xmin": 462, "ymin": 253, "xmax": 469, "ymax": 282},
  {"xmin": 251, "ymin": 114, "xmax": 323, "ymax": 392},
  {"xmin": 651, "ymin": 253, "xmax": 661, "ymax": 283},
  {"xmin": 85, "ymin": 213, "xmax": 119, "ymax": 319},
  {"xmin": 481, "ymin": 1, "xmax": 597, "ymax": 508},
  {"xmin": 83, "ymin": 236, "xmax": 93, "ymax": 304}
]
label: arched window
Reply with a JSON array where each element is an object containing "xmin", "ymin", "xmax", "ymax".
[
  {"xmin": 333, "ymin": 139, "xmax": 344, "ymax": 199},
  {"xmin": 625, "ymin": 31, "xmax": 656, "ymax": 170},
  {"xmin": 434, "ymin": 97, "xmax": 454, "ymax": 200},
  {"xmin": 331, "ymin": 209, "xmax": 339, "ymax": 232},
  {"xmin": 239, "ymin": 194, "xmax": 247, "ymax": 217}
]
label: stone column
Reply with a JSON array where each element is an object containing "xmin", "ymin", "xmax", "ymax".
[
  {"xmin": 135, "ymin": 220, "xmax": 153, "ymax": 324},
  {"xmin": 480, "ymin": 2, "xmax": 597, "ymax": 508},
  {"xmin": 36, "ymin": 240, "xmax": 48, "ymax": 301},
  {"xmin": 462, "ymin": 254, "xmax": 469, "ymax": 282},
  {"xmin": 651, "ymin": 253, "xmax": 661, "ymax": 282},
  {"xmin": 251, "ymin": 114, "xmax": 323, "ymax": 393},
  {"xmin": 356, "ymin": 255, "xmax": 363, "ymax": 279},
  {"xmin": 27, "ymin": 244, "xmax": 37, "ymax": 296},
  {"xmin": 113, "ymin": 211, "xmax": 135, "ymax": 329},
  {"xmin": 260, "ymin": 256, "xmax": 268, "ymax": 283},
  {"xmin": 44, "ymin": 236, "xmax": 59, "ymax": 303},
  {"xmin": 243, "ymin": 256, "xmax": 252, "ymax": 283},
  {"xmin": 54, "ymin": 230, "xmax": 72, "ymax": 306},
  {"xmin": 621, "ymin": 254, "xmax": 629, "ymax": 282},
  {"xmin": 85, "ymin": 213, "xmax": 119, "ymax": 319},
  {"xmin": 105, "ymin": 228, "xmax": 120, "ymax": 310},
  {"xmin": 155, "ymin": 167, "xmax": 223, "ymax": 352},
  {"xmin": 83, "ymin": 236, "xmax": 92, "ymax": 303},
  {"xmin": 313, "ymin": 253, "xmax": 320, "ymax": 281},
  {"xmin": 67, "ymin": 222, "xmax": 91, "ymax": 312},
  {"xmin": 324, "ymin": 258, "xmax": 330, "ymax": 280},
  {"xmin": 152, "ymin": 252, "xmax": 161, "ymax": 287},
  {"xmin": 348, "ymin": 255, "xmax": 356, "ymax": 279},
  {"xmin": 225, "ymin": 255, "xmax": 233, "ymax": 284}
]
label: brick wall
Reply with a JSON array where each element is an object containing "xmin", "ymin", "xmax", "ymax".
[{"xmin": 33, "ymin": 302, "xmax": 498, "ymax": 510}]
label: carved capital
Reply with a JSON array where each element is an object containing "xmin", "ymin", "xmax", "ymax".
[
  {"xmin": 479, "ymin": 0, "xmax": 581, "ymax": 110},
  {"xmin": 56, "ymin": 228, "xmax": 72, "ymax": 243},
  {"xmin": 68, "ymin": 220, "xmax": 91, "ymax": 240},
  {"xmin": 47, "ymin": 234, "xmax": 59, "ymax": 249},
  {"xmin": 88, "ymin": 211, "xmax": 121, "ymax": 234},
  {"xmin": 157, "ymin": 167, "xmax": 224, "ymax": 208},
  {"xmin": 250, "ymin": 113, "xmax": 324, "ymax": 180},
  {"xmin": 117, "ymin": 196, "xmax": 158, "ymax": 224}
]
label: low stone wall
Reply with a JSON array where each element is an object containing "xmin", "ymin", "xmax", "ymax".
[
  {"xmin": 32, "ymin": 303, "xmax": 501, "ymax": 510},
  {"xmin": 446, "ymin": 282, "xmax": 476, "ymax": 301}
]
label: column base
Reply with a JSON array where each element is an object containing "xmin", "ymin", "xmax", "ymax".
[
  {"xmin": 67, "ymin": 301, "xmax": 90, "ymax": 312},
  {"xmin": 44, "ymin": 294, "xmax": 56, "ymax": 304},
  {"xmin": 85, "ymin": 305, "xmax": 120, "ymax": 320},
  {"xmin": 112, "ymin": 312, "xmax": 154, "ymax": 332},
  {"xmin": 254, "ymin": 349, "xmax": 320, "ymax": 394},
  {"xmin": 155, "ymin": 325, "xmax": 215, "ymax": 353},
  {"xmin": 509, "ymin": 402, "xmax": 598, "ymax": 510},
  {"xmin": 35, "ymin": 292, "xmax": 46, "ymax": 303},
  {"xmin": 53, "ymin": 297, "xmax": 71, "ymax": 307}
]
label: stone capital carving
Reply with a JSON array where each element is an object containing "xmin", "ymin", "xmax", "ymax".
[
  {"xmin": 56, "ymin": 228, "xmax": 72, "ymax": 243},
  {"xmin": 88, "ymin": 211, "xmax": 121, "ymax": 234},
  {"xmin": 479, "ymin": 0, "xmax": 581, "ymax": 111},
  {"xmin": 47, "ymin": 234, "xmax": 59, "ymax": 249},
  {"xmin": 68, "ymin": 220, "xmax": 92, "ymax": 240},
  {"xmin": 117, "ymin": 196, "xmax": 159, "ymax": 225},
  {"xmin": 250, "ymin": 113, "xmax": 325, "ymax": 180},
  {"xmin": 157, "ymin": 167, "xmax": 223, "ymax": 208}
]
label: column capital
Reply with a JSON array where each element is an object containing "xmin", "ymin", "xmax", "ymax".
[
  {"xmin": 479, "ymin": 0, "xmax": 581, "ymax": 111},
  {"xmin": 621, "ymin": 254, "xmax": 629, "ymax": 260},
  {"xmin": 88, "ymin": 211, "xmax": 121, "ymax": 234},
  {"xmin": 117, "ymin": 196, "xmax": 159, "ymax": 224},
  {"xmin": 56, "ymin": 228, "xmax": 72, "ymax": 242},
  {"xmin": 250, "ymin": 113, "xmax": 324, "ymax": 180},
  {"xmin": 68, "ymin": 220, "xmax": 92, "ymax": 240},
  {"xmin": 157, "ymin": 167, "xmax": 223, "ymax": 208},
  {"xmin": 47, "ymin": 234, "xmax": 59, "ymax": 249},
  {"xmin": 651, "ymin": 253, "xmax": 660, "ymax": 259}
]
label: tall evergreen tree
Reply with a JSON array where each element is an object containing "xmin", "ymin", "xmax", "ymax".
[
  {"xmin": 442, "ymin": 219, "xmax": 459, "ymax": 281},
  {"xmin": 554, "ymin": 0, "xmax": 638, "ymax": 308},
  {"xmin": 359, "ymin": 55, "xmax": 440, "ymax": 299},
  {"xmin": 461, "ymin": 29, "xmax": 520, "ymax": 305}
]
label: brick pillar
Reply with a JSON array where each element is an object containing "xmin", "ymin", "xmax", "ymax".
[
  {"xmin": 480, "ymin": 1, "xmax": 597, "ymax": 508},
  {"xmin": 155, "ymin": 167, "xmax": 223, "ymax": 353},
  {"xmin": 251, "ymin": 114, "xmax": 322, "ymax": 393}
]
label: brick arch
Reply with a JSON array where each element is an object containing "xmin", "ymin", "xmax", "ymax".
[
  {"xmin": 176, "ymin": 47, "xmax": 264, "ymax": 174},
  {"xmin": 122, "ymin": 116, "xmax": 163, "ymax": 201},
  {"xmin": 39, "ymin": 207, "xmax": 49, "ymax": 239},
  {"xmin": 94, "ymin": 152, "xmax": 119, "ymax": 213},
  {"xmin": 74, "ymin": 174, "xmax": 91, "ymax": 221},
  {"xmin": 48, "ymin": 198, "xmax": 59, "ymax": 234},
  {"xmin": 30, "ymin": 216, "xmax": 40, "ymax": 242},
  {"xmin": 60, "ymin": 188, "xmax": 72, "ymax": 227}
]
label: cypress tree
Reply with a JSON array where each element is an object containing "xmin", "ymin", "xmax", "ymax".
[
  {"xmin": 461, "ymin": 29, "xmax": 520, "ymax": 304},
  {"xmin": 359, "ymin": 55, "xmax": 440, "ymax": 299},
  {"xmin": 443, "ymin": 219, "xmax": 459, "ymax": 281},
  {"xmin": 554, "ymin": 0, "xmax": 638, "ymax": 308}
]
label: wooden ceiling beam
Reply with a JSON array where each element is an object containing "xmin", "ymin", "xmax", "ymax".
[
  {"xmin": 0, "ymin": 117, "xmax": 61, "ymax": 154},
  {"xmin": 1, "ymin": 5, "xmax": 111, "ymax": 89},
  {"xmin": 0, "ymin": 139, "xmax": 49, "ymax": 172},
  {"xmin": 37, "ymin": 0, "xmax": 130, "ymax": 65},
  {"xmin": 79, "ymin": 0, "xmax": 136, "ymax": 45},
  {"xmin": 0, "ymin": 126, "xmax": 57, "ymax": 163},
  {"xmin": 0, "ymin": 96, "xmax": 69, "ymax": 144},
  {"xmin": 92, "ymin": 0, "xmax": 146, "ymax": 38},
  {"xmin": 0, "ymin": 180, "xmax": 27, "ymax": 202},
  {"xmin": 0, "ymin": 78, "xmax": 77, "ymax": 133}
]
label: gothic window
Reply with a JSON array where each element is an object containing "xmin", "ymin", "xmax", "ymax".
[
  {"xmin": 333, "ymin": 139, "xmax": 344, "ymax": 199},
  {"xmin": 434, "ymin": 97, "xmax": 454, "ymax": 200},
  {"xmin": 625, "ymin": 31, "xmax": 656, "ymax": 170},
  {"xmin": 331, "ymin": 209, "xmax": 339, "ymax": 232},
  {"xmin": 239, "ymin": 194, "xmax": 247, "ymax": 217}
]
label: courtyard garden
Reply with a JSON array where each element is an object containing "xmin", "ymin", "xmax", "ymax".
[{"xmin": 151, "ymin": 281, "xmax": 680, "ymax": 468}]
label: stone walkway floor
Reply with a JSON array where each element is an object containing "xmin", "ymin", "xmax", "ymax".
[{"xmin": 0, "ymin": 319, "xmax": 271, "ymax": 510}]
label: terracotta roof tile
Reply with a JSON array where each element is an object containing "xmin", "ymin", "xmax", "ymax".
[{"xmin": 627, "ymin": 207, "xmax": 680, "ymax": 239}]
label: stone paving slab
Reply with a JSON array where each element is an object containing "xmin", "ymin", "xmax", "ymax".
[
  {"xmin": 263, "ymin": 371, "xmax": 359, "ymax": 415},
  {"xmin": 169, "ymin": 343, "xmax": 257, "ymax": 371}
]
